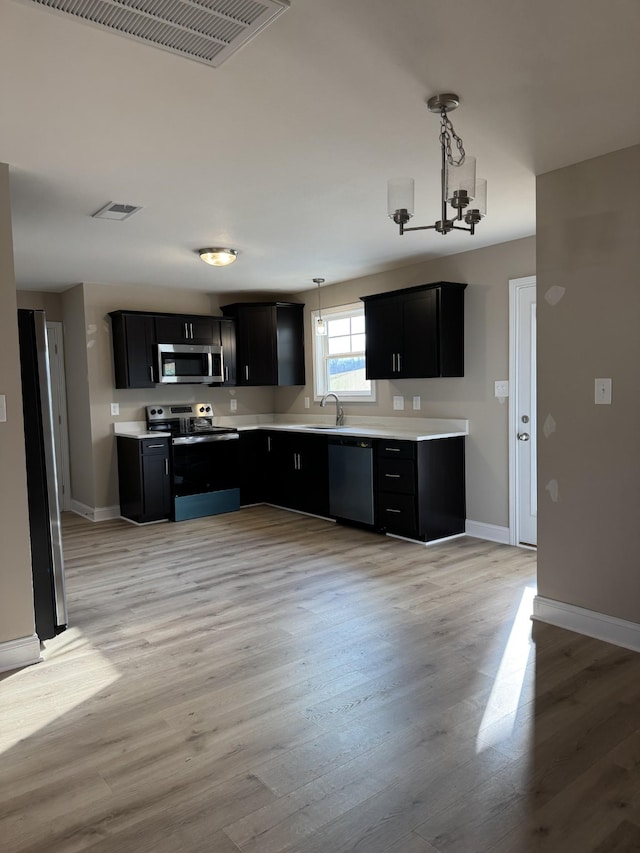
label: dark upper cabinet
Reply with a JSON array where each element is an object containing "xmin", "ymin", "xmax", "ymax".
[
  {"xmin": 361, "ymin": 281, "xmax": 466, "ymax": 379},
  {"xmin": 219, "ymin": 318, "xmax": 236, "ymax": 386},
  {"xmin": 109, "ymin": 311, "xmax": 156, "ymax": 388},
  {"xmin": 154, "ymin": 314, "xmax": 219, "ymax": 345},
  {"xmin": 221, "ymin": 302, "xmax": 305, "ymax": 387}
]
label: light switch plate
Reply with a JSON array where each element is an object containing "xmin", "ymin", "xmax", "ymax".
[
  {"xmin": 412, "ymin": 396, "xmax": 421, "ymax": 410},
  {"xmin": 595, "ymin": 378, "xmax": 612, "ymax": 405},
  {"xmin": 0, "ymin": 394, "xmax": 6, "ymax": 422},
  {"xmin": 230, "ymin": 399, "xmax": 238, "ymax": 411},
  {"xmin": 110, "ymin": 402, "xmax": 119, "ymax": 416},
  {"xmin": 393, "ymin": 395, "xmax": 404, "ymax": 411}
]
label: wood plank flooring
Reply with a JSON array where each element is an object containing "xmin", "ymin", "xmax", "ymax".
[{"xmin": 1, "ymin": 506, "xmax": 639, "ymax": 852}]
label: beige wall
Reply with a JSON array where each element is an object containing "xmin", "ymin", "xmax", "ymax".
[
  {"xmin": 0, "ymin": 164, "xmax": 37, "ymax": 644},
  {"xmin": 537, "ymin": 144, "xmax": 640, "ymax": 624},
  {"xmin": 277, "ymin": 236, "xmax": 536, "ymax": 528},
  {"xmin": 16, "ymin": 290, "xmax": 64, "ymax": 322},
  {"xmin": 72, "ymin": 282, "xmax": 278, "ymax": 510}
]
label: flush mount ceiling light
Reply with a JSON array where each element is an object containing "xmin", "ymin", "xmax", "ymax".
[
  {"xmin": 198, "ymin": 248, "xmax": 238, "ymax": 267},
  {"xmin": 388, "ymin": 93, "xmax": 487, "ymax": 237},
  {"xmin": 313, "ymin": 278, "xmax": 327, "ymax": 336}
]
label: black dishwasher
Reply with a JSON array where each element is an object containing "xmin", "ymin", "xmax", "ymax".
[{"xmin": 328, "ymin": 437, "xmax": 374, "ymax": 525}]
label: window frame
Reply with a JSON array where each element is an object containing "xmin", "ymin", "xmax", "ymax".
[{"xmin": 311, "ymin": 302, "xmax": 376, "ymax": 403}]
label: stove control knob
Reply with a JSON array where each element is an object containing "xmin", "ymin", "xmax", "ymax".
[
  {"xmin": 205, "ymin": 406, "xmax": 211, "ymax": 412},
  {"xmin": 199, "ymin": 406, "xmax": 205, "ymax": 412},
  {"xmin": 157, "ymin": 408, "xmax": 163, "ymax": 415},
  {"xmin": 150, "ymin": 409, "xmax": 156, "ymax": 415}
]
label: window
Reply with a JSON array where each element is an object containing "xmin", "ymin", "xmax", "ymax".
[{"xmin": 311, "ymin": 303, "xmax": 375, "ymax": 402}]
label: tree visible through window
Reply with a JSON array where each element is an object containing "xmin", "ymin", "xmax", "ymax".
[{"xmin": 312, "ymin": 303, "xmax": 375, "ymax": 401}]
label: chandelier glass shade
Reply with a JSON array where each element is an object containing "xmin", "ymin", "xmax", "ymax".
[
  {"xmin": 387, "ymin": 94, "xmax": 487, "ymax": 237},
  {"xmin": 198, "ymin": 247, "xmax": 238, "ymax": 266},
  {"xmin": 313, "ymin": 277, "xmax": 327, "ymax": 336}
]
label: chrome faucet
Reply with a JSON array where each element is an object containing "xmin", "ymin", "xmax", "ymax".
[{"xmin": 320, "ymin": 392, "xmax": 344, "ymax": 426}]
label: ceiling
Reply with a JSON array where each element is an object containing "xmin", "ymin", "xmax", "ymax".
[{"xmin": 2, "ymin": 0, "xmax": 640, "ymax": 295}]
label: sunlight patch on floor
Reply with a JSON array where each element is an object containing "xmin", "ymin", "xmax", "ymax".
[
  {"xmin": 0, "ymin": 627, "xmax": 120, "ymax": 755},
  {"xmin": 475, "ymin": 585, "xmax": 536, "ymax": 753}
]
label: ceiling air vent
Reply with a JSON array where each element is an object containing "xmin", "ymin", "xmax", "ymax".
[
  {"xmin": 25, "ymin": 0, "xmax": 290, "ymax": 67},
  {"xmin": 92, "ymin": 202, "xmax": 143, "ymax": 220}
]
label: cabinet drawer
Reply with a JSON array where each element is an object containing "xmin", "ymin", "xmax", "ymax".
[
  {"xmin": 378, "ymin": 492, "xmax": 417, "ymax": 535},
  {"xmin": 377, "ymin": 439, "xmax": 415, "ymax": 460},
  {"xmin": 377, "ymin": 458, "xmax": 415, "ymax": 493},
  {"xmin": 140, "ymin": 438, "xmax": 169, "ymax": 455}
]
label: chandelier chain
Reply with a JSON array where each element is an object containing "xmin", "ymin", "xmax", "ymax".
[{"xmin": 440, "ymin": 109, "xmax": 466, "ymax": 167}]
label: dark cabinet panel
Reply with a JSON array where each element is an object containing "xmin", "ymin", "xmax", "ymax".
[
  {"xmin": 221, "ymin": 302, "xmax": 305, "ymax": 387},
  {"xmin": 375, "ymin": 437, "xmax": 465, "ymax": 542},
  {"xmin": 265, "ymin": 431, "xmax": 328, "ymax": 517},
  {"xmin": 362, "ymin": 281, "xmax": 466, "ymax": 379},
  {"xmin": 117, "ymin": 436, "xmax": 171, "ymax": 523},
  {"xmin": 220, "ymin": 318, "xmax": 236, "ymax": 386},
  {"xmin": 155, "ymin": 315, "xmax": 219, "ymax": 345},
  {"xmin": 110, "ymin": 312, "xmax": 156, "ymax": 388},
  {"xmin": 239, "ymin": 430, "xmax": 268, "ymax": 505}
]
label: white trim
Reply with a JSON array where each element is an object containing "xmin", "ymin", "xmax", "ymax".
[
  {"xmin": 465, "ymin": 520, "xmax": 510, "ymax": 544},
  {"xmin": 71, "ymin": 500, "xmax": 120, "ymax": 522},
  {"xmin": 387, "ymin": 531, "xmax": 466, "ymax": 546},
  {"xmin": 508, "ymin": 275, "xmax": 537, "ymax": 547},
  {"xmin": 533, "ymin": 595, "xmax": 640, "ymax": 653},
  {"xmin": 0, "ymin": 634, "xmax": 42, "ymax": 673},
  {"xmin": 311, "ymin": 302, "xmax": 376, "ymax": 403}
]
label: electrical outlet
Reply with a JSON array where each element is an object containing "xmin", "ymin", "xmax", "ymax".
[
  {"xmin": 304, "ymin": 397, "xmax": 310, "ymax": 409},
  {"xmin": 230, "ymin": 399, "xmax": 238, "ymax": 412},
  {"xmin": 110, "ymin": 403, "xmax": 119, "ymax": 416},
  {"xmin": 393, "ymin": 396, "xmax": 404, "ymax": 411},
  {"xmin": 0, "ymin": 394, "xmax": 6, "ymax": 422},
  {"xmin": 595, "ymin": 378, "xmax": 612, "ymax": 405},
  {"xmin": 494, "ymin": 380, "xmax": 509, "ymax": 398},
  {"xmin": 412, "ymin": 396, "xmax": 421, "ymax": 410}
]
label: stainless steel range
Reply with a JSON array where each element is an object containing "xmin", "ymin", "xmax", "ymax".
[{"xmin": 146, "ymin": 403, "xmax": 240, "ymax": 521}]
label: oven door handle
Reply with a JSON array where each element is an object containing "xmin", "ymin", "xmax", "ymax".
[{"xmin": 172, "ymin": 434, "xmax": 239, "ymax": 445}]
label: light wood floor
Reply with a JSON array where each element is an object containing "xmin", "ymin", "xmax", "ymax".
[{"xmin": 2, "ymin": 506, "xmax": 640, "ymax": 853}]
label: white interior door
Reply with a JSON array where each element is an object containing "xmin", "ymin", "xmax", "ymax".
[
  {"xmin": 46, "ymin": 322, "xmax": 72, "ymax": 512},
  {"xmin": 509, "ymin": 278, "xmax": 537, "ymax": 547}
]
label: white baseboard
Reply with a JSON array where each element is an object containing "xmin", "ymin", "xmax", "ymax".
[
  {"xmin": 71, "ymin": 500, "xmax": 120, "ymax": 522},
  {"xmin": 533, "ymin": 595, "xmax": 640, "ymax": 653},
  {"xmin": 465, "ymin": 520, "xmax": 510, "ymax": 544},
  {"xmin": 0, "ymin": 634, "xmax": 42, "ymax": 674}
]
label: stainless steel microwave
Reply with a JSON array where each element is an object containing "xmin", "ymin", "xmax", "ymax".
[{"xmin": 156, "ymin": 343, "xmax": 223, "ymax": 384}]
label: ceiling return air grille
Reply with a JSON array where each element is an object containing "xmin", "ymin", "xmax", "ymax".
[{"xmin": 26, "ymin": 0, "xmax": 290, "ymax": 66}]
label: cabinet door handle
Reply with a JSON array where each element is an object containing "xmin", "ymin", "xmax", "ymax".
[
  {"xmin": 225, "ymin": 366, "xmax": 229, "ymax": 382},
  {"xmin": 190, "ymin": 322, "xmax": 194, "ymax": 339},
  {"xmin": 267, "ymin": 436, "xmax": 272, "ymax": 452},
  {"xmin": 396, "ymin": 353, "xmax": 402, "ymax": 372},
  {"xmin": 164, "ymin": 459, "xmax": 169, "ymax": 475},
  {"xmin": 245, "ymin": 365, "xmax": 249, "ymax": 381},
  {"xmin": 298, "ymin": 453, "xmax": 302, "ymax": 470},
  {"xmin": 147, "ymin": 444, "xmax": 164, "ymax": 448},
  {"xmin": 384, "ymin": 447, "xmax": 401, "ymax": 452},
  {"xmin": 392, "ymin": 353, "xmax": 396, "ymax": 372},
  {"xmin": 385, "ymin": 473, "xmax": 401, "ymax": 478},
  {"xmin": 184, "ymin": 321, "xmax": 189, "ymax": 339},
  {"xmin": 386, "ymin": 508, "xmax": 402, "ymax": 514}
]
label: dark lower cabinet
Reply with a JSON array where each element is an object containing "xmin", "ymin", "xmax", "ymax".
[
  {"xmin": 238, "ymin": 430, "xmax": 269, "ymax": 505},
  {"xmin": 117, "ymin": 436, "xmax": 171, "ymax": 523},
  {"xmin": 375, "ymin": 437, "xmax": 465, "ymax": 542},
  {"xmin": 265, "ymin": 431, "xmax": 329, "ymax": 517}
]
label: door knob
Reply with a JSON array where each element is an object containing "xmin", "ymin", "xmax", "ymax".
[{"xmin": 517, "ymin": 432, "xmax": 530, "ymax": 441}]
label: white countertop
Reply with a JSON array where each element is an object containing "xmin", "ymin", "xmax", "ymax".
[{"xmin": 114, "ymin": 417, "xmax": 468, "ymax": 442}]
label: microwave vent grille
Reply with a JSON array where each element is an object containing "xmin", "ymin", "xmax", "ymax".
[{"xmin": 24, "ymin": 0, "xmax": 290, "ymax": 67}]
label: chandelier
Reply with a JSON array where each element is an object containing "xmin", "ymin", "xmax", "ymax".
[{"xmin": 387, "ymin": 94, "xmax": 486, "ymax": 236}]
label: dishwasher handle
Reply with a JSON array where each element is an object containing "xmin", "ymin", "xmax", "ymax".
[{"xmin": 328, "ymin": 437, "xmax": 372, "ymax": 449}]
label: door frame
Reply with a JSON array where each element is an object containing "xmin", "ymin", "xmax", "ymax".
[
  {"xmin": 46, "ymin": 321, "xmax": 72, "ymax": 512},
  {"xmin": 508, "ymin": 275, "xmax": 536, "ymax": 547}
]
